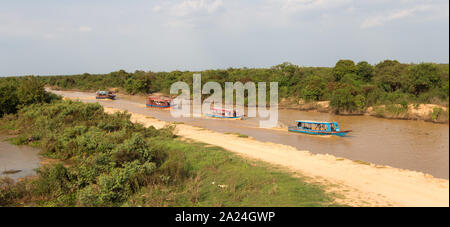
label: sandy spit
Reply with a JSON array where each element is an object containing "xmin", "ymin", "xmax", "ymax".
[{"xmin": 97, "ymin": 107, "xmax": 449, "ymax": 207}]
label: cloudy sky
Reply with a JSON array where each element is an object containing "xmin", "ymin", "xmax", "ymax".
[{"xmin": 0, "ymin": 0, "xmax": 448, "ymax": 76}]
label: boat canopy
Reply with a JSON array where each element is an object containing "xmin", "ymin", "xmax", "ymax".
[
  {"xmin": 211, "ymin": 107, "xmax": 236, "ymax": 113},
  {"xmin": 295, "ymin": 120, "xmax": 337, "ymax": 125},
  {"xmin": 148, "ymin": 96, "xmax": 172, "ymax": 102},
  {"xmin": 97, "ymin": 91, "xmax": 110, "ymax": 95}
]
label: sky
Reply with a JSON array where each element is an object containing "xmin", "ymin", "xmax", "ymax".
[{"xmin": 0, "ymin": 0, "xmax": 449, "ymax": 76}]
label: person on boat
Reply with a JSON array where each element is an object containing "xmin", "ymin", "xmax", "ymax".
[{"xmin": 318, "ymin": 124, "xmax": 323, "ymax": 131}]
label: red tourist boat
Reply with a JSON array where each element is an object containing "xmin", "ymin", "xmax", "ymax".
[{"xmin": 146, "ymin": 96, "xmax": 173, "ymax": 109}]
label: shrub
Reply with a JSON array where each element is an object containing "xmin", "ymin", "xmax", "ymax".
[
  {"xmin": 0, "ymin": 77, "xmax": 60, "ymax": 117},
  {"xmin": 0, "ymin": 100, "xmax": 179, "ymax": 206},
  {"xmin": 431, "ymin": 107, "xmax": 449, "ymax": 123}
]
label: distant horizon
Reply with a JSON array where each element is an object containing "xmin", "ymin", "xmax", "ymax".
[{"xmin": 1, "ymin": 0, "xmax": 448, "ymax": 77}]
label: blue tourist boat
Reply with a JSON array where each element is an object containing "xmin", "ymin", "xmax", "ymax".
[
  {"xmin": 288, "ymin": 120, "xmax": 351, "ymax": 137},
  {"xmin": 203, "ymin": 107, "xmax": 244, "ymax": 120}
]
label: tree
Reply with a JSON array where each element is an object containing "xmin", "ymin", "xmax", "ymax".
[
  {"xmin": 373, "ymin": 60, "xmax": 406, "ymax": 92},
  {"xmin": 332, "ymin": 60, "xmax": 357, "ymax": 82},
  {"xmin": 300, "ymin": 75, "xmax": 326, "ymax": 101},
  {"xmin": 0, "ymin": 82, "xmax": 19, "ymax": 117},
  {"xmin": 0, "ymin": 76, "xmax": 57, "ymax": 117},
  {"xmin": 124, "ymin": 77, "xmax": 149, "ymax": 94},
  {"xmin": 406, "ymin": 63, "xmax": 441, "ymax": 96},
  {"xmin": 16, "ymin": 77, "xmax": 48, "ymax": 107},
  {"xmin": 330, "ymin": 86, "xmax": 355, "ymax": 112},
  {"xmin": 330, "ymin": 82, "xmax": 365, "ymax": 113},
  {"xmin": 356, "ymin": 61, "xmax": 374, "ymax": 82}
]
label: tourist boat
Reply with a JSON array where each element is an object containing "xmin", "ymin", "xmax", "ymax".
[
  {"xmin": 203, "ymin": 107, "xmax": 243, "ymax": 120},
  {"xmin": 96, "ymin": 91, "xmax": 116, "ymax": 100},
  {"xmin": 288, "ymin": 120, "xmax": 351, "ymax": 137},
  {"xmin": 146, "ymin": 96, "xmax": 173, "ymax": 109}
]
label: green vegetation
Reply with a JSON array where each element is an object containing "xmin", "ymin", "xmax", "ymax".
[
  {"xmin": 0, "ymin": 76, "xmax": 60, "ymax": 117},
  {"xmin": 431, "ymin": 107, "xmax": 449, "ymax": 123},
  {"xmin": 353, "ymin": 160, "xmax": 371, "ymax": 166},
  {"xmin": 225, "ymin": 132, "xmax": 250, "ymax": 138},
  {"xmin": 0, "ymin": 81, "xmax": 338, "ymax": 206},
  {"xmin": 35, "ymin": 60, "xmax": 448, "ymax": 114}
]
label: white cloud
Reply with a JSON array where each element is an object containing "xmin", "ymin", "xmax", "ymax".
[
  {"xmin": 152, "ymin": 0, "xmax": 224, "ymax": 28},
  {"xmin": 277, "ymin": 0, "xmax": 353, "ymax": 14},
  {"xmin": 361, "ymin": 3, "xmax": 448, "ymax": 28},
  {"xmin": 153, "ymin": 0, "xmax": 223, "ymax": 17},
  {"xmin": 79, "ymin": 26, "xmax": 93, "ymax": 32}
]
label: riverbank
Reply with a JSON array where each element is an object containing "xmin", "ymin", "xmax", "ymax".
[
  {"xmin": 49, "ymin": 87, "xmax": 449, "ymax": 124},
  {"xmin": 97, "ymin": 105, "xmax": 448, "ymax": 207},
  {"xmin": 35, "ymin": 93, "xmax": 450, "ymax": 206},
  {"xmin": 0, "ymin": 100, "xmax": 339, "ymax": 207},
  {"xmin": 279, "ymin": 98, "xmax": 449, "ymax": 124},
  {"xmin": 50, "ymin": 89, "xmax": 450, "ymax": 179}
]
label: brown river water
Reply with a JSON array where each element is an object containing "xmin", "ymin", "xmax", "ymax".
[
  {"xmin": 0, "ymin": 135, "xmax": 41, "ymax": 181},
  {"xmin": 49, "ymin": 90, "xmax": 450, "ymax": 179}
]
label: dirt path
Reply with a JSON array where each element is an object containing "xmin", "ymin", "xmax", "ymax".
[{"xmin": 97, "ymin": 106, "xmax": 449, "ymax": 207}]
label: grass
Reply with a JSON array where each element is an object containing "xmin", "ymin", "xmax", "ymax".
[
  {"xmin": 224, "ymin": 132, "xmax": 249, "ymax": 138},
  {"xmin": 0, "ymin": 100, "xmax": 340, "ymax": 207},
  {"xmin": 371, "ymin": 103, "xmax": 449, "ymax": 123},
  {"xmin": 126, "ymin": 139, "xmax": 339, "ymax": 207},
  {"xmin": 353, "ymin": 160, "xmax": 371, "ymax": 166},
  {"xmin": 373, "ymin": 104, "xmax": 410, "ymax": 119},
  {"xmin": 430, "ymin": 107, "xmax": 449, "ymax": 123}
]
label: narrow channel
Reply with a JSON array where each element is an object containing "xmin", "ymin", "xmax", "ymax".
[
  {"xmin": 50, "ymin": 90, "xmax": 450, "ymax": 179},
  {"xmin": 0, "ymin": 135, "xmax": 41, "ymax": 181}
]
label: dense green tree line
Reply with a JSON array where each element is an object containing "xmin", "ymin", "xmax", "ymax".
[
  {"xmin": 28, "ymin": 60, "xmax": 450, "ymax": 112},
  {"xmin": 0, "ymin": 77, "xmax": 60, "ymax": 117}
]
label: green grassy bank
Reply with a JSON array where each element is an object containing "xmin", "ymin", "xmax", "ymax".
[{"xmin": 0, "ymin": 100, "xmax": 339, "ymax": 207}]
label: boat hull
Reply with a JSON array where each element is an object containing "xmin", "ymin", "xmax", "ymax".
[
  {"xmin": 288, "ymin": 127, "xmax": 351, "ymax": 137},
  {"xmin": 203, "ymin": 113, "xmax": 243, "ymax": 120},
  {"xmin": 96, "ymin": 96, "xmax": 115, "ymax": 100},
  {"xmin": 146, "ymin": 104, "xmax": 172, "ymax": 109}
]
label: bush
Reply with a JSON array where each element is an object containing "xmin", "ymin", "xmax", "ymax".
[
  {"xmin": 332, "ymin": 60, "xmax": 357, "ymax": 82},
  {"xmin": 34, "ymin": 164, "xmax": 75, "ymax": 197},
  {"xmin": 0, "ymin": 100, "xmax": 179, "ymax": 206},
  {"xmin": 330, "ymin": 85, "xmax": 365, "ymax": 113},
  {"xmin": 431, "ymin": 107, "xmax": 449, "ymax": 123},
  {"xmin": 0, "ymin": 77, "xmax": 60, "ymax": 117}
]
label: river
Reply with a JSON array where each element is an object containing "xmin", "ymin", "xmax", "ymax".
[
  {"xmin": 50, "ymin": 90, "xmax": 450, "ymax": 179},
  {"xmin": 0, "ymin": 135, "xmax": 41, "ymax": 181}
]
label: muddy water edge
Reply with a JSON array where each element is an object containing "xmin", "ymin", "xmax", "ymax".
[{"xmin": 0, "ymin": 135, "xmax": 41, "ymax": 181}]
